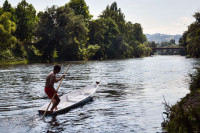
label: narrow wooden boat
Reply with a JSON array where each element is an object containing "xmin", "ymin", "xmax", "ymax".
[{"xmin": 38, "ymin": 82, "xmax": 99, "ymax": 115}]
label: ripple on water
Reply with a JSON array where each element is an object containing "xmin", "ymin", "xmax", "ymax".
[{"xmin": 0, "ymin": 56, "xmax": 198, "ymax": 133}]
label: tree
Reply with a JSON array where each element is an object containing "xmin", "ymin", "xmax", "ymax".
[
  {"xmin": 179, "ymin": 31, "xmax": 188, "ymax": 47},
  {"xmin": 148, "ymin": 41, "xmax": 157, "ymax": 48},
  {"xmin": 193, "ymin": 12, "xmax": 200, "ymax": 23},
  {"xmin": 56, "ymin": 4, "xmax": 88, "ymax": 60},
  {"xmin": 169, "ymin": 39, "xmax": 175, "ymax": 44},
  {"xmin": 35, "ymin": 5, "xmax": 88, "ymax": 62},
  {"xmin": 125, "ymin": 21, "xmax": 136, "ymax": 43},
  {"xmin": 35, "ymin": 6, "xmax": 58, "ymax": 62},
  {"xmin": 99, "ymin": 2, "xmax": 126, "ymax": 35},
  {"xmin": 15, "ymin": 0, "xmax": 38, "ymax": 42},
  {"xmin": 134, "ymin": 43, "xmax": 146, "ymax": 57},
  {"xmin": 125, "ymin": 22, "xmax": 147, "ymax": 45},
  {"xmin": 68, "ymin": 0, "xmax": 92, "ymax": 24},
  {"xmin": 88, "ymin": 20, "xmax": 105, "ymax": 45},
  {"xmin": 132, "ymin": 23, "xmax": 147, "ymax": 43},
  {"xmin": 101, "ymin": 17, "xmax": 120, "ymax": 58},
  {"xmin": 2, "ymin": 0, "xmax": 16, "ymax": 22},
  {"xmin": 0, "ymin": 8, "xmax": 3, "ymax": 16},
  {"xmin": 3, "ymin": 0, "xmax": 12, "ymax": 12},
  {"xmin": 179, "ymin": 12, "xmax": 200, "ymax": 58},
  {"xmin": 186, "ymin": 23, "xmax": 200, "ymax": 57},
  {"xmin": 83, "ymin": 44, "xmax": 101, "ymax": 60},
  {"xmin": 88, "ymin": 19, "xmax": 106, "ymax": 59},
  {"xmin": 88, "ymin": 17, "xmax": 121, "ymax": 59},
  {"xmin": 0, "ymin": 12, "xmax": 16, "ymax": 52}
]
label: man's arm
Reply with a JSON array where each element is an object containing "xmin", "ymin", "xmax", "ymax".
[{"xmin": 54, "ymin": 75, "xmax": 65, "ymax": 83}]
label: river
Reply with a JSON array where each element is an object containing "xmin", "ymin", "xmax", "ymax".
[{"xmin": 0, "ymin": 55, "xmax": 198, "ymax": 133}]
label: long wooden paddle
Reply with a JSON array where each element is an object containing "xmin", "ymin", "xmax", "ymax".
[{"xmin": 41, "ymin": 64, "xmax": 70, "ymax": 119}]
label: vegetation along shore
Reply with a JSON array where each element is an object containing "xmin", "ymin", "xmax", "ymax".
[
  {"xmin": 162, "ymin": 12, "xmax": 200, "ymax": 132},
  {"xmin": 0, "ymin": 0, "xmax": 154, "ymax": 65}
]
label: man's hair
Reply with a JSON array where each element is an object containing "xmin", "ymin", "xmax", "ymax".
[{"xmin": 54, "ymin": 65, "xmax": 61, "ymax": 71}]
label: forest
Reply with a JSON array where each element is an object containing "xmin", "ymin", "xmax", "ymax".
[{"xmin": 0, "ymin": 0, "xmax": 154, "ymax": 64}]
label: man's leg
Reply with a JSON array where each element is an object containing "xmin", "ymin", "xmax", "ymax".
[
  {"xmin": 52, "ymin": 99, "xmax": 58, "ymax": 110},
  {"xmin": 50, "ymin": 95, "xmax": 60, "ymax": 111}
]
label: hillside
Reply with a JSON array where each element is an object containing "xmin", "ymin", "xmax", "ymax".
[{"xmin": 146, "ymin": 33, "xmax": 182, "ymax": 44}]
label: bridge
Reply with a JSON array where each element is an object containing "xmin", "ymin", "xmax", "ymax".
[
  {"xmin": 150, "ymin": 46, "xmax": 187, "ymax": 55},
  {"xmin": 151, "ymin": 47, "xmax": 186, "ymax": 50}
]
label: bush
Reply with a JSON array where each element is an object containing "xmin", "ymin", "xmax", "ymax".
[
  {"xmin": 83, "ymin": 44, "xmax": 101, "ymax": 60},
  {"xmin": 162, "ymin": 67, "xmax": 200, "ymax": 132},
  {"xmin": 190, "ymin": 68, "xmax": 200, "ymax": 91}
]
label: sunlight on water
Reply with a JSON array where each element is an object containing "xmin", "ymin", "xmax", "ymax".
[{"xmin": 0, "ymin": 55, "xmax": 198, "ymax": 133}]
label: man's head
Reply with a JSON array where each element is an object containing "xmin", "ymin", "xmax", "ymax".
[{"xmin": 54, "ymin": 65, "xmax": 61, "ymax": 74}]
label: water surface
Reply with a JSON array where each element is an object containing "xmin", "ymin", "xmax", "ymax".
[{"xmin": 0, "ymin": 55, "xmax": 197, "ymax": 133}]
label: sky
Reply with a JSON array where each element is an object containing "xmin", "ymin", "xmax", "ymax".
[{"xmin": 1, "ymin": 0, "xmax": 200, "ymax": 35}]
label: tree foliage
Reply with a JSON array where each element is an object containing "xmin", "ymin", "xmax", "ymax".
[
  {"xmin": 3, "ymin": 0, "xmax": 12, "ymax": 12},
  {"xmin": 35, "ymin": 5, "xmax": 88, "ymax": 62},
  {"xmin": 125, "ymin": 22, "xmax": 147, "ymax": 43},
  {"xmin": 179, "ymin": 12, "xmax": 200, "ymax": 58},
  {"xmin": 68, "ymin": 0, "xmax": 92, "ymax": 24},
  {"xmin": 99, "ymin": 2, "xmax": 125, "ymax": 36},
  {"xmin": 2, "ymin": 0, "xmax": 15, "ymax": 23},
  {"xmin": 0, "ymin": 0, "xmax": 152, "ymax": 63},
  {"xmin": 15, "ymin": 0, "xmax": 38, "ymax": 42},
  {"xmin": 0, "ymin": 12, "xmax": 16, "ymax": 52},
  {"xmin": 0, "ymin": 8, "xmax": 3, "ymax": 16}
]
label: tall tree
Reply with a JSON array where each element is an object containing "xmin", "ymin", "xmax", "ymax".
[
  {"xmin": 88, "ymin": 19, "xmax": 106, "ymax": 59},
  {"xmin": 99, "ymin": 18, "xmax": 120, "ymax": 58},
  {"xmin": 15, "ymin": 0, "xmax": 38, "ymax": 42},
  {"xmin": 132, "ymin": 23, "xmax": 147, "ymax": 43},
  {"xmin": 179, "ymin": 31, "xmax": 188, "ymax": 47},
  {"xmin": 125, "ymin": 21, "xmax": 136, "ymax": 43},
  {"xmin": 0, "ymin": 12, "xmax": 16, "ymax": 52},
  {"xmin": 68, "ymin": 0, "xmax": 92, "ymax": 24},
  {"xmin": 99, "ymin": 2, "xmax": 125, "ymax": 35},
  {"xmin": 35, "ymin": 6, "xmax": 57, "ymax": 62},
  {"xmin": 88, "ymin": 20, "xmax": 105, "ymax": 45},
  {"xmin": 2, "ymin": 0, "xmax": 15, "ymax": 21},
  {"xmin": 3, "ymin": 0, "xmax": 12, "ymax": 12},
  {"xmin": 193, "ymin": 12, "xmax": 200, "ymax": 23},
  {"xmin": 179, "ymin": 12, "xmax": 200, "ymax": 58},
  {"xmin": 56, "ymin": 4, "xmax": 88, "ymax": 60}
]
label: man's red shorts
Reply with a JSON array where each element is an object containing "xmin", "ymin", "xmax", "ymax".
[{"xmin": 45, "ymin": 87, "xmax": 58, "ymax": 99}]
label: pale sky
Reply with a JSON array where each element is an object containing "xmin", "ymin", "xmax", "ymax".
[{"xmin": 1, "ymin": 0, "xmax": 200, "ymax": 35}]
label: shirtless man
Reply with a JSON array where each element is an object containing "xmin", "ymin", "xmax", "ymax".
[{"xmin": 45, "ymin": 65, "xmax": 65, "ymax": 112}]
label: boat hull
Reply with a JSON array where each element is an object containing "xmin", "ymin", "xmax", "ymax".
[{"xmin": 38, "ymin": 83, "xmax": 98, "ymax": 115}]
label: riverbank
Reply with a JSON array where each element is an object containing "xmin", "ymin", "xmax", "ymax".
[
  {"xmin": 162, "ymin": 68, "xmax": 200, "ymax": 132},
  {"xmin": 0, "ymin": 58, "xmax": 28, "ymax": 66}
]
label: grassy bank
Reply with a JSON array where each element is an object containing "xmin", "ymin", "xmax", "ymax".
[
  {"xmin": 0, "ymin": 59, "xmax": 28, "ymax": 65},
  {"xmin": 0, "ymin": 56, "xmax": 28, "ymax": 65},
  {"xmin": 162, "ymin": 68, "xmax": 200, "ymax": 133},
  {"xmin": 0, "ymin": 49, "xmax": 28, "ymax": 66}
]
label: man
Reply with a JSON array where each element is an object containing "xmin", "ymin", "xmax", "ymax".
[{"xmin": 45, "ymin": 65, "xmax": 65, "ymax": 112}]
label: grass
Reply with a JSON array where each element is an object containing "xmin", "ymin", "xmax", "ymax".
[{"xmin": 0, "ymin": 58, "xmax": 28, "ymax": 66}]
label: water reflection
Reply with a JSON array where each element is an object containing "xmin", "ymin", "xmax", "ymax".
[{"xmin": 0, "ymin": 55, "xmax": 198, "ymax": 133}]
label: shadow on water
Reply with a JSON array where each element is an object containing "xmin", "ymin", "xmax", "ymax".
[
  {"xmin": 44, "ymin": 115, "xmax": 65, "ymax": 133},
  {"xmin": 101, "ymin": 82, "xmax": 129, "ymax": 97}
]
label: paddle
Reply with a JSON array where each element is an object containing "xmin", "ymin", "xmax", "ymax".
[{"xmin": 41, "ymin": 64, "xmax": 70, "ymax": 119}]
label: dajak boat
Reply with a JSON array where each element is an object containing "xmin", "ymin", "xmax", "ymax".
[{"xmin": 38, "ymin": 82, "xmax": 99, "ymax": 115}]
